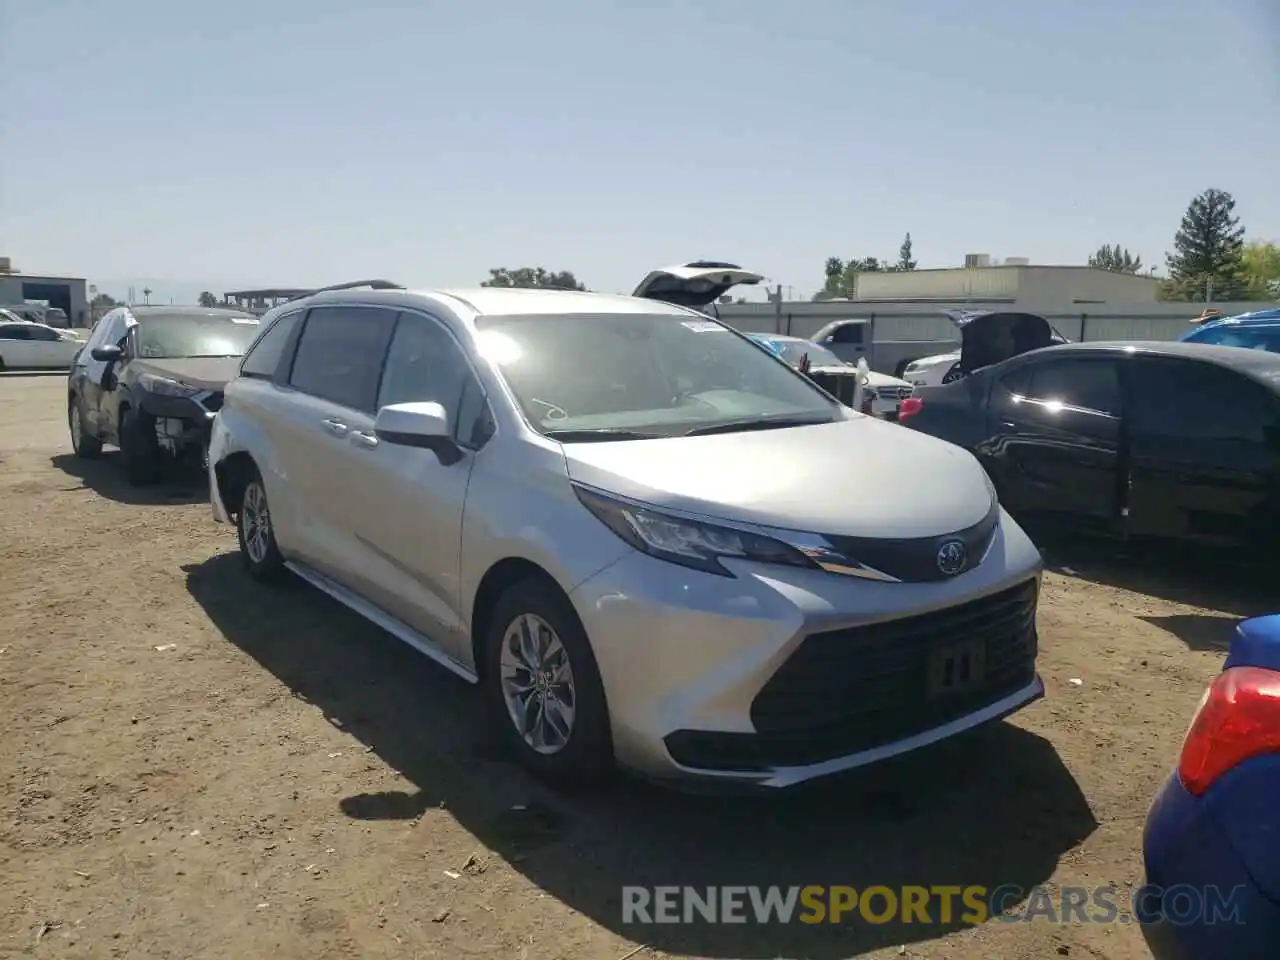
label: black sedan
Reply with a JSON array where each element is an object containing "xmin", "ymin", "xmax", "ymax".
[
  {"xmin": 899, "ymin": 340, "xmax": 1280, "ymax": 554},
  {"xmin": 69, "ymin": 305, "xmax": 263, "ymax": 484}
]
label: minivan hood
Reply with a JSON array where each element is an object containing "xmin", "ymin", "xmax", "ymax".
[
  {"xmin": 134, "ymin": 356, "xmax": 241, "ymax": 391},
  {"xmin": 944, "ymin": 309, "xmax": 1060, "ymax": 374},
  {"xmin": 562, "ymin": 418, "xmax": 992, "ymax": 539},
  {"xmin": 632, "ymin": 261, "xmax": 764, "ymax": 308}
]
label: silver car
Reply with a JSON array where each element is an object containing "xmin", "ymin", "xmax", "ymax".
[{"xmin": 208, "ymin": 272, "xmax": 1045, "ymax": 789}]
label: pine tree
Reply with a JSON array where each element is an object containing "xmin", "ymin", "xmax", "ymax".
[
  {"xmin": 1088, "ymin": 244, "xmax": 1143, "ymax": 274},
  {"xmin": 897, "ymin": 233, "xmax": 917, "ymax": 271},
  {"xmin": 1165, "ymin": 189, "xmax": 1246, "ymax": 300}
]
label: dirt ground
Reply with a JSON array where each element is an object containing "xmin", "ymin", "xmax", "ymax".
[{"xmin": 1, "ymin": 371, "xmax": 1272, "ymax": 960}]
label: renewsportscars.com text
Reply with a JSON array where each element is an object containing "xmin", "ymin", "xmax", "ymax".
[{"xmin": 621, "ymin": 884, "xmax": 1247, "ymax": 926}]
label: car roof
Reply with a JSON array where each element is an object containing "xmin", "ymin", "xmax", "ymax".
[
  {"xmin": 1202, "ymin": 308, "xmax": 1280, "ymax": 326},
  {"xmin": 1004, "ymin": 340, "xmax": 1280, "ymax": 387},
  {"xmin": 270, "ymin": 286, "xmax": 698, "ymax": 330}
]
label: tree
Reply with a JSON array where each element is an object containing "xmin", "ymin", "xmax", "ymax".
[
  {"xmin": 90, "ymin": 292, "xmax": 118, "ymax": 309},
  {"xmin": 198, "ymin": 291, "xmax": 219, "ymax": 307},
  {"xmin": 480, "ymin": 267, "xmax": 586, "ymax": 291},
  {"xmin": 896, "ymin": 233, "xmax": 917, "ymax": 271},
  {"xmin": 1240, "ymin": 240, "xmax": 1280, "ymax": 300},
  {"xmin": 1165, "ymin": 188, "xmax": 1247, "ymax": 301},
  {"xmin": 819, "ymin": 257, "xmax": 846, "ymax": 297},
  {"xmin": 1088, "ymin": 244, "xmax": 1143, "ymax": 274}
]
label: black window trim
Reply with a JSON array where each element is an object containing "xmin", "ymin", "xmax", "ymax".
[
  {"xmin": 1002, "ymin": 354, "xmax": 1124, "ymax": 420},
  {"xmin": 279, "ymin": 304, "xmax": 399, "ymax": 413},
  {"xmin": 374, "ymin": 307, "xmax": 497, "ymax": 451},
  {"xmin": 239, "ymin": 308, "xmax": 305, "ymax": 381},
  {"xmin": 1122, "ymin": 354, "xmax": 1279, "ymax": 444}
]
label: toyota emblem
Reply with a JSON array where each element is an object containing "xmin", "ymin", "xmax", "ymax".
[{"xmin": 936, "ymin": 539, "xmax": 967, "ymax": 577}]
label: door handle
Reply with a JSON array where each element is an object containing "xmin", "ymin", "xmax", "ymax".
[
  {"xmin": 349, "ymin": 430, "xmax": 378, "ymax": 449},
  {"xmin": 321, "ymin": 418, "xmax": 349, "ymax": 437}
]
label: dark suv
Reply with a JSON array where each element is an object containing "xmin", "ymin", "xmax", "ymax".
[{"xmin": 68, "ymin": 305, "xmax": 263, "ymax": 484}]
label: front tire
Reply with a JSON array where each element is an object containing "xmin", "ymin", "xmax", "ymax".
[
  {"xmin": 483, "ymin": 577, "xmax": 613, "ymax": 787},
  {"xmin": 69, "ymin": 398, "xmax": 102, "ymax": 458},
  {"xmin": 119, "ymin": 409, "xmax": 160, "ymax": 486},
  {"xmin": 237, "ymin": 469, "xmax": 286, "ymax": 583}
]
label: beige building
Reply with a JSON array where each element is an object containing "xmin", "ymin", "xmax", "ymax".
[{"xmin": 844, "ymin": 262, "xmax": 1161, "ymax": 306}]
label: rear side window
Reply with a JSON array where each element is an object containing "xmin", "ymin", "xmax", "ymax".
[
  {"xmin": 241, "ymin": 311, "xmax": 302, "ymax": 379},
  {"xmin": 1021, "ymin": 358, "xmax": 1121, "ymax": 416},
  {"xmin": 1128, "ymin": 359, "xmax": 1275, "ymax": 445},
  {"xmin": 28, "ymin": 325, "xmax": 59, "ymax": 342},
  {"xmin": 287, "ymin": 306, "xmax": 398, "ymax": 411}
]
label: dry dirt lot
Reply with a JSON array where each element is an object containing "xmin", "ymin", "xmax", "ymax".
[{"xmin": 1, "ymin": 371, "xmax": 1272, "ymax": 960}]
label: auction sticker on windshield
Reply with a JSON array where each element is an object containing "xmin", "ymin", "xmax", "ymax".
[
  {"xmin": 231, "ymin": 318, "xmax": 260, "ymax": 324},
  {"xmin": 682, "ymin": 320, "xmax": 726, "ymax": 332}
]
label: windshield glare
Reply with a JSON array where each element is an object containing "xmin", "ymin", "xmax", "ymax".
[
  {"xmin": 476, "ymin": 313, "xmax": 842, "ymax": 436},
  {"xmin": 134, "ymin": 314, "xmax": 261, "ymax": 358}
]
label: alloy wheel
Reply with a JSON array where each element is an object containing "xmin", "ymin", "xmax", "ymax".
[
  {"xmin": 499, "ymin": 613, "xmax": 577, "ymax": 755},
  {"xmin": 241, "ymin": 481, "xmax": 272, "ymax": 565}
]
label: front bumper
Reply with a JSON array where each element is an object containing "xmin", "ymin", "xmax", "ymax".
[
  {"xmin": 139, "ymin": 392, "xmax": 218, "ymax": 457},
  {"xmin": 570, "ymin": 509, "xmax": 1045, "ymax": 787}
]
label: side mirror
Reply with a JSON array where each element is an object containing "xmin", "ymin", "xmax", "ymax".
[
  {"xmin": 374, "ymin": 401, "xmax": 463, "ymax": 465},
  {"xmin": 91, "ymin": 345, "xmax": 123, "ymax": 363}
]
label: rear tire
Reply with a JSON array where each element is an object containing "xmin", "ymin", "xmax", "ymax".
[
  {"xmin": 237, "ymin": 469, "xmax": 286, "ymax": 583},
  {"xmin": 119, "ymin": 409, "xmax": 160, "ymax": 486},
  {"xmin": 482, "ymin": 577, "xmax": 614, "ymax": 788},
  {"xmin": 69, "ymin": 398, "xmax": 102, "ymax": 459}
]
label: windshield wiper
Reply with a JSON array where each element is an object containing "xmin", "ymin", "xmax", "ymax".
[
  {"xmin": 544, "ymin": 428, "xmax": 662, "ymax": 442},
  {"xmin": 682, "ymin": 415, "xmax": 833, "ymax": 437}
]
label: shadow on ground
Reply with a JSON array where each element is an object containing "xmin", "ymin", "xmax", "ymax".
[
  {"xmin": 185, "ymin": 553, "xmax": 1096, "ymax": 958},
  {"xmin": 1035, "ymin": 531, "xmax": 1276, "ymax": 620},
  {"xmin": 0, "ymin": 369, "xmax": 70, "ymax": 378},
  {"xmin": 51, "ymin": 452, "xmax": 208, "ymax": 506},
  {"xmin": 1139, "ymin": 614, "xmax": 1241, "ymax": 653}
]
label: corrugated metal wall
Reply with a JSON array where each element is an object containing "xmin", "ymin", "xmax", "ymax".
[{"xmin": 715, "ymin": 300, "xmax": 1276, "ymax": 344}]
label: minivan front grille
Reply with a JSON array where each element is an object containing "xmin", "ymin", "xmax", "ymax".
[
  {"xmin": 752, "ymin": 579, "xmax": 1038, "ymax": 735},
  {"xmin": 660, "ymin": 580, "xmax": 1041, "ymax": 771}
]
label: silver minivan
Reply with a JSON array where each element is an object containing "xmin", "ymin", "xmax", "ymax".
[{"xmin": 209, "ymin": 268, "xmax": 1045, "ymax": 789}]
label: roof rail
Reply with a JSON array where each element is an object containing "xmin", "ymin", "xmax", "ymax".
[{"xmin": 286, "ymin": 279, "xmax": 405, "ymax": 302}]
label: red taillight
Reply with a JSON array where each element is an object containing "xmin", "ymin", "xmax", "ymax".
[
  {"xmin": 898, "ymin": 397, "xmax": 923, "ymax": 421},
  {"xmin": 1178, "ymin": 666, "xmax": 1280, "ymax": 796}
]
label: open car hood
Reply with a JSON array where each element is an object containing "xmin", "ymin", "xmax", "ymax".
[
  {"xmin": 632, "ymin": 261, "xmax": 764, "ymax": 308},
  {"xmin": 943, "ymin": 309, "xmax": 1060, "ymax": 374}
]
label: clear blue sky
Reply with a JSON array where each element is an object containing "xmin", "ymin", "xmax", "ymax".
[{"xmin": 4, "ymin": 0, "xmax": 1277, "ymax": 302}]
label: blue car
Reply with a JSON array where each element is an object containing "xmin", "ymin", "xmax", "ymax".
[
  {"xmin": 1140, "ymin": 614, "xmax": 1280, "ymax": 958},
  {"xmin": 1180, "ymin": 308, "xmax": 1280, "ymax": 351}
]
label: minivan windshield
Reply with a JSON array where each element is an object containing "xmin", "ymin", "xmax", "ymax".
[
  {"xmin": 134, "ymin": 313, "xmax": 262, "ymax": 358},
  {"xmin": 475, "ymin": 313, "xmax": 843, "ymax": 438}
]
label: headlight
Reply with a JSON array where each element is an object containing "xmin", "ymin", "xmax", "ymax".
[
  {"xmin": 574, "ymin": 485, "xmax": 817, "ymax": 577},
  {"xmin": 137, "ymin": 373, "xmax": 201, "ymax": 398}
]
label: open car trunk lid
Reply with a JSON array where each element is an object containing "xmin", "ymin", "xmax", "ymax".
[
  {"xmin": 631, "ymin": 261, "xmax": 764, "ymax": 308},
  {"xmin": 944, "ymin": 309, "xmax": 1058, "ymax": 374}
]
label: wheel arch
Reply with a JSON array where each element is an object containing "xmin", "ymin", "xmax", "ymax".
[
  {"xmin": 470, "ymin": 557, "xmax": 578, "ymax": 680},
  {"xmin": 213, "ymin": 450, "xmax": 259, "ymax": 518}
]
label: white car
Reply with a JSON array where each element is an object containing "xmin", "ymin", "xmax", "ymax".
[
  {"xmin": 208, "ymin": 275, "xmax": 1045, "ymax": 789},
  {"xmin": 0, "ymin": 319, "xmax": 87, "ymax": 370},
  {"xmin": 747, "ymin": 334, "xmax": 915, "ymax": 418},
  {"xmin": 902, "ymin": 349, "xmax": 963, "ymax": 388},
  {"xmin": 903, "ymin": 310, "xmax": 1067, "ymax": 387}
]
